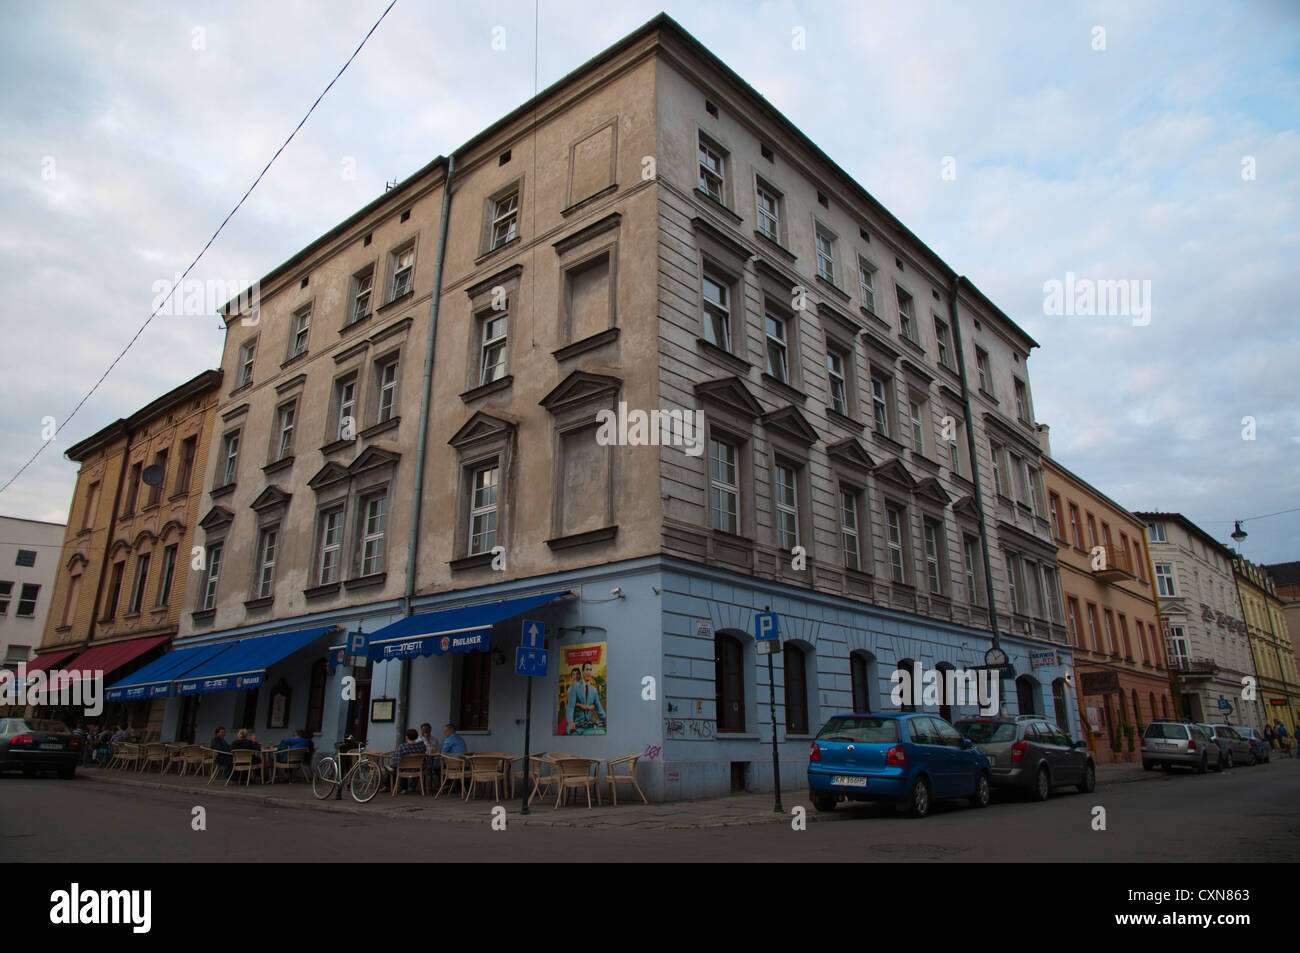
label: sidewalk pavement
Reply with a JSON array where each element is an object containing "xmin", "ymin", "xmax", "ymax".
[{"xmin": 77, "ymin": 759, "xmax": 1157, "ymax": 830}]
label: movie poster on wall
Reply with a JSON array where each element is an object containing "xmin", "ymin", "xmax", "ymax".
[{"xmin": 555, "ymin": 641, "xmax": 607, "ymax": 735}]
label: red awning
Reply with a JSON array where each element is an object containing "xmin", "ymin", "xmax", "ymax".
[
  {"xmin": 24, "ymin": 650, "xmax": 80, "ymax": 674},
  {"xmin": 64, "ymin": 635, "xmax": 171, "ymax": 679}
]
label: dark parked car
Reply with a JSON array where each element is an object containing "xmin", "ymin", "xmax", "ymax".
[
  {"xmin": 0, "ymin": 718, "xmax": 82, "ymax": 778},
  {"xmin": 1225, "ymin": 724, "xmax": 1270, "ymax": 764},
  {"xmin": 1197, "ymin": 723, "xmax": 1253, "ymax": 770},
  {"xmin": 807, "ymin": 712, "xmax": 991, "ymax": 818},
  {"xmin": 955, "ymin": 716, "xmax": 1095, "ymax": 799}
]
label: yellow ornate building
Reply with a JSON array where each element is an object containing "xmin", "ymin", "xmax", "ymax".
[{"xmin": 1233, "ymin": 556, "xmax": 1298, "ymax": 734}]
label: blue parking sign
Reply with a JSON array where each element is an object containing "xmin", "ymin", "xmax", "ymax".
[{"xmin": 754, "ymin": 612, "xmax": 779, "ymax": 641}]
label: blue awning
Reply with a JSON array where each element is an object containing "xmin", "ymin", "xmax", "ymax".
[
  {"xmin": 174, "ymin": 624, "xmax": 340, "ymax": 695},
  {"xmin": 104, "ymin": 642, "xmax": 238, "ymax": 702},
  {"xmin": 361, "ymin": 591, "xmax": 569, "ymax": 662}
]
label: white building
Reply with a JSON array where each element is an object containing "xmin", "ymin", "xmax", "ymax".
[{"xmin": 0, "ymin": 516, "xmax": 66, "ymax": 707}]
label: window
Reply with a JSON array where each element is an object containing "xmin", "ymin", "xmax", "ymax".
[
  {"xmin": 201, "ymin": 544, "xmax": 222, "ymax": 610},
  {"xmin": 350, "ymin": 267, "xmax": 373, "ymax": 324},
  {"xmin": 335, "ymin": 376, "xmax": 357, "ymax": 441},
  {"xmin": 360, "ymin": 495, "xmax": 386, "ymax": 576},
  {"xmin": 990, "ymin": 442, "xmax": 1005, "ymax": 496},
  {"xmin": 709, "ymin": 438, "xmax": 740, "ymax": 534},
  {"xmin": 157, "ymin": 545, "xmax": 178, "ymax": 606},
  {"xmin": 376, "ymin": 358, "xmax": 399, "ymax": 421},
  {"xmin": 124, "ymin": 462, "xmax": 142, "ymax": 513},
  {"xmin": 697, "ymin": 137, "xmax": 725, "ymax": 202},
  {"xmin": 850, "ymin": 653, "xmax": 873, "ymax": 712},
  {"xmin": 1027, "ymin": 467, "xmax": 1045, "ymax": 516},
  {"xmin": 289, "ymin": 308, "xmax": 311, "ymax": 358},
  {"xmin": 1014, "ymin": 378, "xmax": 1029, "ymax": 423},
  {"xmin": 220, "ymin": 432, "xmax": 240, "ymax": 485},
  {"xmin": 390, "ymin": 245, "xmax": 415, "ymax": 299},
  {"xmin": 105, "ymin": 561, "xmax": 124, "ymax": 618},
  {"xmin": 859, "ymin": 261, "xmax": 877, "ymax": 314},
  {"xmin": 237, "ymin": 339, "xmax": 256, "ymax": 388},
  {"xmin": 1048, "ymin": 493, "xmax": 1064, "ymax": 540},
  {"xmin": 964, "ymin": 536, "xmax": 983, "ymax": 605},
  {"xmin": 468, "ymin": 464, "xmax": 499, "ymax": 555},
  {"xmin": 1086, "ymin": 514, "xmax": 1099, "ymax": 549},
  {"xmin": 1067, "ymin": 597, "xmax": 1083, "ymax": 646},
  {"xmin": 1155, "ymin": 563, "xmax": 1176, "ymax": 597},
  {"xmin": 1118, "ymin": 614, "xmax": 1133, "ymax": 658},
  {"xmin": 1148, "ymin": 522, "xmax": 1167, "ymax": 543},
  {"xmin": 16, "ymin": 583, "xmax": 39, "ymax": 617},
  {"xmin": 715, "ymin": 632, "xmax": 745, "ymax": 732},
  {"xmin": 934, "ymin": 316, "xmax": 953, "ymax": 368},
  {"xmin": 815, "ymin": 228, "xmax": 836, "ymax": 283},
  {"xmin": 885, "ymin": 504, "xmax": 907, "ymax": 583},
  {"xmin": 923, "ymin": 519, "xmax": 944, "ymax": 595},
  {"xmin": 871, "ymin": 374, "xmax": 891, "ymax": 438},
  {"xmin": 251, "ymin": 528, "xmax": 278, "ymax": 600},
  {"xmin": 826, "ymin": 349, "xmax": 848, "ymax": 415},
  {"xmin": 1135, "ymin": 619, "xmax": 1149, "ymax": 663},
  {"xmin": 702, "ymin": 273, "xmax": 732, "ymax": 351},
  {"xmin": 756, "ymin": 182, "xmax": 780, "ymax": 240},
  {"xmin": 840, "ymin": 487, "xmax": 861, "ymax": 571},
  {"xmin": 128, "ymin": 554, "xmax": 150, "ymax": 614},
  {"xmin": 81, "ymin": 480, "xmax": 101, "ymax": 530},
  {"xmin": 1068, "ymin": 504, "xmax": 1083, "ymax": 548},
  {"xmin": 1169, "ymin": 626, "xmax": 1189, "ymax": 666},
  {"xmin": 457, "ymin": 651, "xmax": 492, "ymax": 730},
  {"xmin": 15, "ymin": 549, "xmax": 36, "ymax": 568},
  {"xmin": 896, "ymin": 288, "xmax": 915, "ymax": 341},
  {"xmin": 275, "ymin": 403, "xmax": 296, "ymax": 460},
  {"xmin": 783, "ymin": 643, "xmax": 809, "ymax": 734},
  {"xmin": 1041, "ymin": 565, "xmax": 1062, "ymax": 623},
  {"xmin": 764, "ymin": 310, "xmax": 789, "ymax": 382},
  {"xmin": 61, "ymin": 574, "xmax": 80, "ymax": 627},
  {"xmin": 1006, "ymin": 555, "xmax": 1022, "ymax": 613},
  {"xmin": 176, "ymin": 438, "xmax": 197, "ymax": 494},
  {"xmin": 976, "ymin": 347, "xmax": 992, "ymax": 394},
  {"xmin": 490, "ymin": 191, "xmax": 519, "ymax": 250},
  {"xmin": 909, "ymin": 400, "xmax": 926, "ymax": 455},
  {"xmin": 1024, "ymin": 559, "xmax": 1044, "ymax": 617},
  {"xmin": 774, "ymin": 462, "xmax": 798, "ymax": 551},
  {"xmin": 1103, "ymin": 610, "xmax": 1118, "ymax": 654},
  {"xmin": 317, "ymin": 508, "xmax": 343, "ymax": 585}
]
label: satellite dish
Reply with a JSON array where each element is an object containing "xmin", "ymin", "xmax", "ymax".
[{"xmin": 141, "ymin": 465, "xmax": 165, "ymax": 487}]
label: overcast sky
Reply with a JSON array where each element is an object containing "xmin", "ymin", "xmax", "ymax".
[{"xmin": 1, "ymin": 0, "xmax": 1296, "ymax": 564}]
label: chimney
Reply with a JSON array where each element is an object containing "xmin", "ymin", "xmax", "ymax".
[{"xmin": 1035, "ymin": 423, "xmax": 1052, "ymax": 457}]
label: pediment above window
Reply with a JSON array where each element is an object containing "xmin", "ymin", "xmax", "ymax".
[
  {"xmin": 694, "ymin": 377, "xmax": 764, "ymax": 420},
  {"xmin": 131, "ymin": 529, "xmax": 158, "ymax": 550},
  {"xmin": 760, "ymin": 405, "xmax": 818, "ymax": 447},
  {"xmin": 349, "ymin": 445, "xmax": 401, "ymax": 476},
  {"xmin": 199, "ymin": 505, "xmax": 234, "ymax": 531},
  {"xmin": 250, "ymin": 485, "xmax": 292, "ymax": 513},
  {"xmin": 827, "ymin": 437, "xmax": 876, "ymax": 473},
  {"xmin": 307, "ymin": 462, "xmax": 350, "ymax": 491},
  {"xmin": 65, "ymin": 551, "xmax": 90, "ymax": 572},
  {"xmin": 915, "ymin": 476, "xmax": 952, "ymax": 507},
  {"xmin": 873, "ymin": 457, "xmax": 918, "ymax": 490},
  {"xmin": 539, "ymin": 370, "xmax": 622, "ymax": 414},
  {"xmin": 952, "ymin": 494, "xmax": 983, "ymax": 523},
  {"xmin": 449, "ymin": 410, "xmax": 518, "ymax": 451}
]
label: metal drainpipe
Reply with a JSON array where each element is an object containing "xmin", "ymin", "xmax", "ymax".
[
  {"xmin": 393, "ymin": 154, "xmax": 456, "ymax": 746},
  {"xmin": 948, "ymin": 276, "xmax": 1002, "ymax": 651}
]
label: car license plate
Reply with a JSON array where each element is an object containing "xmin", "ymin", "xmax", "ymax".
[
  {"xmin": 40, "ymin": 743, "xmax": 63, "ymax": 751},
  {"xmin": 833, "ymin": 775, "xmax": 868, "ymax": 788}
]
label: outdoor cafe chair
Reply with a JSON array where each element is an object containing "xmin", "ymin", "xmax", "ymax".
[
  {"xmin": 227, "ymin": 748, "xmax": 258, "ymax": 786},
  {"xmin": 465, "ymin": 753, "xmax": 506, "ymax": 801},
  {"xmin": 116, "ymin": 743, "xmax": 142, "ymax": 772},
  {"xmin": 142, "ymin": 742, "xmax": 167, "ymax": 773},
  {"xmin": 553, "ymin": 756, "xmax": 600, "ymax": 809},
  {"xmin": 200, "ymin": 746, "xmax": 223, "ymax": 784},
  {"xmin": 435, "ymin": 753, "xmax": 469, "ymax": 799},
  {"xmin": 391, "ymin": 753, "xmax": 426, "ymax": 796},
  {"xmin": 272, "ymin": 746, "xmax": 312, "ymax": 784},
  {"xmin": 526, "ymin": 755, "xmax": 559, "ymax": 807},
  {"xmin": 175, "ymin": 744, "xmax": 205, "ymax": 777},
  {"xmin": 161, "ymin": 742, "xmax": 186, "ymax": 774},
  {"xmin": 604, "ymin": 754, "xmax": 649, "ymax": 805}
]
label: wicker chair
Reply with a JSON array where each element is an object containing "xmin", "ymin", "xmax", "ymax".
[
  {"xmin": 116, "ymin": 743, "xmax": 142, "ymax": 772},
  {"xmin": 604, "ymin": 754, "xmax": 649, "ymax": 805},
  {"xmin": 465, "ymin": 754, "xmax": 506, "ymax": 801},
  {"xmin": 142, "ymin": 742, "xmax": 167, "ymax": 773},
  {"xmin": 200, "ymin": 746, "xmax": 223, "ymax": 784},
  {"xmin": 226, "ymin": 748, "xmax": 258, "ymax": 786},
  {"xmin": 526, "ymin": 755, "xmax": 559, "ymax": 807},
  {"xmin": 552, "ymin": 757, "xmax": 599, "ymax": 809},
  {"xmin": 175, "ymin": 744, "xmax": 205, "ymax": 777},
  {"xmin": 391, "ymin": 753, "xmax": 426, "ymax": 796},
  {"xmin": 272, "ymin": 746, "xmax": 312, "ymax": 784},
  {"xmin": 436, "ymin": 753, "xmax": 469, "ymax": 799}
]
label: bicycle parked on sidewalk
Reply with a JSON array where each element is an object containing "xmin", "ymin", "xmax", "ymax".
[{"xmin": 311, "ymin": 737, "xmax": 383, "ymax": 803}]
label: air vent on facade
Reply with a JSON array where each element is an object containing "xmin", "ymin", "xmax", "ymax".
[
  {"xmin": 761, "ymin": 144, "xmax": 774, "ymax": 162},
  {"xmin": 895, "ymin": 258, "xmax": 904, "ymax": 271},
  {"xmin": 817, "ymin": 191, "xmax": 828, "ymax": 208},
  {"xmin": 300, "ymin": 276, "xmax": 309, "ymax": 289},
  {"xmin": 400, "ymin": 209, "xmax": 411, "ymax": 223},
  {"xmin": 932, "ymin": 290, "xmax": 940, "ymax": 301},
  {"xmin": 974, "ymin": 319, "xmax": 982, "ymax": 330},
  {"xmin": 705, "ymin": 100, "xmax": 719, "ymax": 118},
  {"xmin": 859, "ymin": 227, "xmax": 870, "ymax": 242},
  {"xmin": 363, "ymin": 233, "xmax": 372, "ymax": 247},
  {"xmin": 499, "ymin": 149, "xmax": 511, "ymax": 165}
]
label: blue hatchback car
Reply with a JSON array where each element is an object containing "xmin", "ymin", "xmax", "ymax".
[{"xmin": 807, "ymin": 712, "xmax": 992, "ymax": 817}]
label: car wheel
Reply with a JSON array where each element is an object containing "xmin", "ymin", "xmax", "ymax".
[
  {"xmin": 1196, "ymin": 755, "xmax": 1208, "ymax": 774},
  {"xmin": 812, "ymin": 794, "xmax": 837, "ymax": 813},
  {"xmin": 1076, "ymin": 761, "xmax": 1095, "ymax": 793},
  {"xmin": 970, "ymin": 772, "xmax": 991, "ymax": 808},
  {"xmin": 1224, "ymin": 752, "xmax": 1233, "ymax": 770},
  {"xmin": 1032, "ymin": 765, "xmax": 1051, "ymax": 801},
  {"xmin": 906, "ymin": 776, "xmax": 931, "ymax": 818}
]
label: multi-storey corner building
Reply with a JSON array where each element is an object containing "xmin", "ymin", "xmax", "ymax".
[
  {"xmin": 161, "ymin": 15, "xmax": 1072, "ymax": 799},
  {"xmin": 0, "ymin": 516, "xmax": 65, "ymax": 713},
  {"xmin": 1233, "ymin": 557, "xmax": 1297, "ymax": 733},
  {"xmin": 1133, "ymin": 512, "xmax": 1255, "ymax": 727},
  {"xmin": 1262, "ymin": 561, "xmax": 1300, "ymax": 704},
  {"xmin": 32, "ymin": 370, "xmax": 222, "ymax": 733},
  {"xmin": 1039, "ymin": 450, "xmax": 1173, "ymax": 762}
]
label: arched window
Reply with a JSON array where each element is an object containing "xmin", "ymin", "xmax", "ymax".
[
  {"xmin": 714, "ymin": 632, "xmax": 745, "ymax": 732},
  {"xmin": 1131, "ymin": 689, "xmax": 1141, "ymax": 725},
  {"xmin": 1052, "ymin": 678, "xmax": 1070, "ymax": 731},
  {"xmin": 850, "ymin": 650, "xmax": 875, "ymax": 713},
  {"xmin": 1149, "ymin": 692, "xmax": 1157, "ymax": 723},
  {"xmin": 896, "ymin": 659, "xmax": 916, "ymax": 712},
  {"xmin": 783, "ymin": 643, "xmax": 808, "ymax": 734},
  {"xmin": 1016, "ymin": 675, "xmax": 1039, "ymax": 716},
  {"xmin": 1161, "ymin": 694, "xmax": 1169, "ymax": 718},
  {"xmin": 935, "ymin": 662, "xmax": 955, "ymax": 722}
]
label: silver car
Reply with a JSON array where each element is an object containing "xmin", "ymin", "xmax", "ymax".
[
  {"xmin": 955, "ymin": 716, "xmax": 1095, "ymax": 799},
  {"xmin": 1225, "ymin": 724, "xmax": 1270, "ymax": 764},
  {"xmin": 1197, "ymin": 723, "xmax": 1254, "ymax": 769},
  {"xmin": 1142, "ymin": 721, "xmax": 1212, "ymax": 772}
]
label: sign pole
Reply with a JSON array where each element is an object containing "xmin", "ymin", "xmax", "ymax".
[
  {"xmin": 521, "ymin": 675, "xmax": 532, "ymax": 815},
  {"xmin": 768, "ymin": 650, "xmax": 782, "ymax": 813}
]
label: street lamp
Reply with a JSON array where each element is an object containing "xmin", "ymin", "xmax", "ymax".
[{"xmin": 1231, "ymin": 521, "xmax": 1247, "ymax": 547}]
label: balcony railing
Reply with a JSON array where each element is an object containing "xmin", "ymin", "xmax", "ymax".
[
  {"xmin": 1091, "ymin": 544, "xmax": 1135, "ymax": 584},
  {"xmin": 1169, "ymin": 657, "xmax": 1216, "ymax": 677}
]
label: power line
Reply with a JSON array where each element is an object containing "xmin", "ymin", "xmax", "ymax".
[
  {"xmin": 0, "ymin": 0, "xmax": 398, "ymax": 497},
  {"xmin": 1198, "ymin": 506, "xmax": 1300, "ymax": 525}
]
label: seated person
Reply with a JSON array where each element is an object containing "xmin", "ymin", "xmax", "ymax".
[
  {"xmin": 441, "ymin": 723, "xmax": 467, "ymax": 754},
  {"xmin": 391, "ymin": 728, "xmax": 426, "ymax": 793},
  {"xmin": 276, "ymin": 729, "xmax": 312, "ymax": 762},
  {"xmin": 209, "ymin": 726, "xmax": 232, "ymax": 771},
  {"xmin": 228, "ymin": 728, "xmax": 261, "ymax": 771}
]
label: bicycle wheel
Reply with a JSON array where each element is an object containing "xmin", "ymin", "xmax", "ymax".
[
  {"xmin": 350, "ymin": 759, "xmax": 382, "ymax": 803},
  {"xmin": 312, "ymin": 757, "xmax": 340, "ymax": 799}
]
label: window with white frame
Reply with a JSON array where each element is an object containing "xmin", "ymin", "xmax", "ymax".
[
  {"xmin": 815, "ymin": 228, "xmax": 836, "ymax": 283},
  {"xmin": 947, "ymin": 418, "xmax": 962, "ymax": 477},
  {"xmin": 897, "ymin": 288, "xmax": 915, "ymax": 342},
  {"xmin": 1041, "ymin": 565, "xmax": 1063, "ymax": 622},
  {"xmin": 275, "ymin": 403, "xmax": 295, "ymax": 460},
  {"xmin": 477, "ymin": 311, "xmax": 508, "ymax": 386},
  {"xmin": 1006, "ymin": 554, "xmax": 1022, "ymax": 613},
  {"xmin": 1155, "ymin": 563, "xmax": 1176, "ymax": 597},
  {"xmin": 923, "ymin": 519, "xmax": 944, "ymax": 595},
  {"xmin": 840, "ymin": 486, "xmax": 861, "ymax": 571},
  {"xmin": 934, "ymin": 316, "xmax": 953, "ymax": 368},
  {"xmin": 871, "ymin": 374, "xmax": 891, "ymax": 438},
  {"xmin": 490, "ymin": 191, "xmax": 519, "ymax": 250},
  {"xmin": 697, "ymin": 137, "xmax": 725, "ymax": 202},
  {"xmin": 360, "ymin": 495, "xmax": 386, "ymax": 576},
  {"xmin": 255, "ymin": 527, "xmax": 278, "ymax": 599},
  {"xmin": 702, "ymin": 273, "xmax": 731, "ymax": 351},
  {"xmin": 765, "ymin": 310, "xmax": 789, "ymax": 382},
  {"xmin": 289, "ymin": 308, "xmax": 311, "ymax": 358},
  {"xmin": 17, "ymin": 583, "xmax": 39, "ymax": 617},
  {"xmin": 885, "ymin": 503, "xmax": 907, "ymax": 583},
  {"xmin": 201, "ymin": 543, "xmax": 222, "ymax": 610},
  {"xmin": 976, "ymin": 347, "xmax": 993, "ymax": 395},
  {"xmin": 1169, "ymin": 625, "xmax": 1188, "ymax": 666},
  {"xmin": 774, "ymin": 462, "xmax": 799, "ymax": 551},
  {"xmin": 317, "ymin": 508, "xmax": 343, "ymax": 585},
  {"xmin": 390, "ymin": 245, "xmax": 415, "ymax": 300},
  {"xmin": 964, "ymin": 535, "xmax": 982, "ymax": 605},
  {"xmin": 377, "ymin": 358, "xmax": 399, "ymax": 422},
  {"xmin": 709, "ymin": 438, "xmax": 740, "ymax": 534},
  {"xmin": 756, "ymin": 182, "xmax": 780, "ymax": 240},
  {"xmin": 220, "ymin": 431, "xmax": 240, "ymax": 486},
  {"xmin": 1014, "ymin": 378, "xmax": 1030, "ymax": 423},
  {"xmin": 335, "ymin": 376, "xmax": 357, "ymax": 441},
  {"xmin": 826, "ymin": 348, "xmax": 848, "ymax": 415},
  {"xmin": 237, "ymin": 339, "xmax": 256, "ymax": 388},
  {"xmin": 468, "ymin": 464, "xmax": 499, "ymax": 555},
  {"xmin": 909, "ymin": 399, "xmax": 926, "ymax": 455},
  {"xmin": 1148, "ymin": 522, "xmax": 1167, "ymax": 543},
  {"xmin": 1025, "ymin": 558, "xmax": 1044, "ymax": 617},
  {"xmin": 351, "ymin": 267, "xmax": 373, "ymax": 324},
  {"xmin": 990, "ymin": 441, "xmax": 1006, "ymax": 496},
  {"xmin": 859, "ymin": 261, "xmax": 877, "ymax": 314}
]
